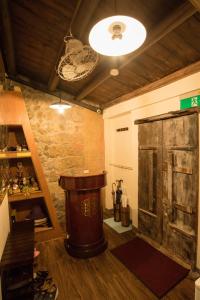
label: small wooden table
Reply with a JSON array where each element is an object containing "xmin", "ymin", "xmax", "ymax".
[
  {"xmin": 59, "ymin": 173, "xmax": 107, "ymax": 258},
  {"xmin": 0, "ymin": 221, "xmax": 34, "ymax": 300}
]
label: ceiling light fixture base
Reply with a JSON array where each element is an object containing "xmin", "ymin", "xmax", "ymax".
[{"xmin": 89, "ymin": 15, "xmax": 146, "ymax": 57}]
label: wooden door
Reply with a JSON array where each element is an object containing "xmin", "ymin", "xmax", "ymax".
[
  {"xmin": 162, "ymin": 114, "xmax": 198, "ymax": 265},
  {"xmin": 138, "ymin": 112, "xmax": 198, "ymax": 265},
  {"xmin": 138, "ymin": 121, "xmax": 163, "ymax": 243}
]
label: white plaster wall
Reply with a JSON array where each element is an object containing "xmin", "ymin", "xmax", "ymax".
[
  {"xmin": 104, "ymin": 113, "xmax": 136, "ymax": 223},
  {"xmin": 0, "ymin": 193, "xmax": 10, "ymax": 300},
  {"xmin": 103, "ymin": 71, "xmax": 200, "ymax": 267}
]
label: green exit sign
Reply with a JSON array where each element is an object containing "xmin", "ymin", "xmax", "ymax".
[{"xmin": 180, "ymin": 95, "xmax": 200, "ymax": 109}]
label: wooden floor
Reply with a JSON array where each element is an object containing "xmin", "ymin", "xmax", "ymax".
[{"xmin": 36, "ymin": 223, "xmax": 195, "ymax": 300}]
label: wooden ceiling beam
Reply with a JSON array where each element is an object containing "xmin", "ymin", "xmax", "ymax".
[
  {"xmin": 0, "ymin": 0, "xmax": 16, "ymax": 75},
  {"xmin": 76, "ymin": 1, "xmax": 197, "ymax": 101},
  {"xmin": 188, "ymin": 0, "xmax": 200, "ymax": 11},
  {"xmin": 9, "ymin": 74, "xmax": 100, "ymax": 112},
  {"xmin": 103, "ymin": 60, "xmax": 200, "ymax": 108},
  {"xmin": 47, "ymin": 0, "xmax": 82, "ymax": 92},
  {"xmin": 48, "ymin": 0, "xmax": 101, "ymax": 92},
  {"xmin": 72, "ymin": 0, "xmax": 101, "ymax": 39}
]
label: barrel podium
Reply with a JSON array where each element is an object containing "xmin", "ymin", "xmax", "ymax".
[{"xmin": 59, "ymin": 173, "xmax": 107, "ymax": 258}]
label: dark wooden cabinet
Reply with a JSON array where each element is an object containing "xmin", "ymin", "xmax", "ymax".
[
  {"xmin": 136, "ymin": 111, "xmax": 198, "ymax": 266},
  {"xmin": 59, "ymin": 173, "xmax": 107, "ymax": 258}
]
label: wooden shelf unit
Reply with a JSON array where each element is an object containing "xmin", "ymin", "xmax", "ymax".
[
  {"xmin": 8, "ymin": 191, "xmax": 44, "ymax": 202},
  {"xmin": 0, "ymin": 87, "xmax": 62, "ymax": 241},
  {"xmin": 0, "ymin": 151, "xmax": 31, "ymax": 159},
  {"xmin": 35, "ymin": 226, "xmax": 53, "ymax": 233}
]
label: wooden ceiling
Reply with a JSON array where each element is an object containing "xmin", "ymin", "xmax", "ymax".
[{"xmin": 0, "ymin": 0, "xmax": 200, "ymax": 112}]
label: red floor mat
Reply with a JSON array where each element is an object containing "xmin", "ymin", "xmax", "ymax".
[{"xmin": 111, "ymin": 237, "xmax": 189, "ymax": 298}]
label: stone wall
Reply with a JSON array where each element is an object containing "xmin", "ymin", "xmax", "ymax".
[{"xmin": 22, "ymin": 86, "xmax": 105, "ymax": 228}]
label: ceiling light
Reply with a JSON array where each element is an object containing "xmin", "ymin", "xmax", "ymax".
[
  {"xmin": 89, "ymin": 15, "xmax": 146, "ymax": 56},
  {"xmin": 110, "ymin": 68, "xmax": 119, "ymax": 76},
  {"xmin": 49, "ymin": 98, "xmax": 71, "ymax": 114}
]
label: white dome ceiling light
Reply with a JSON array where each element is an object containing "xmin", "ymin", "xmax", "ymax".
[{"xmin": 89, "ymin": 15, "xmax": 146, "ymax": 57}]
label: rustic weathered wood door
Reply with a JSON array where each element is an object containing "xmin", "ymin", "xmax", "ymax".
[
  {"xmin": 162, "ymin": 114, "xmax": 198, "ymax": 265},
  {"xmin": 138, "ymin": 121, "xmax": 163, "ymax": 244},
  {"xmin": 138, "ymin": 112, "xmax": 198, "ymax": 265}
]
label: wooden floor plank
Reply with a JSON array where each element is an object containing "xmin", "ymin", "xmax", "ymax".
[{"xmin": 35, "ymin": 223, "xmax": 195, "ymax": 300}]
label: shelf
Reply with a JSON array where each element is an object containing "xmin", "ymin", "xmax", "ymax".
[
  {"xmin": 8, "ymin": 191, "xmax": 44, "ymax": 202},
  {"xmin": 0, "ymin": 151, "xmax": 31, "ymax": 159},
  {"xmin": 109, "ymin": 163, "xmax": 133, "ymax": 170},
  {"xmin": 0, "ymin": 92, "xmax": 62, "ymax": 242},
  {"xmin": 35, "ymin": 226, "xmax": 53, "ymax": 233}
]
